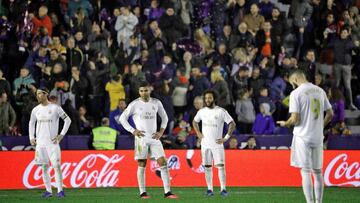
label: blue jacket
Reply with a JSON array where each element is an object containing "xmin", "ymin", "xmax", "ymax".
[
  {"xmin": 109, "ymin": 108, "xmax": 134, "ymax": 135},
  {"xmin": 252, "ymin": 113, "xmax": 275, "ymax": 135}
]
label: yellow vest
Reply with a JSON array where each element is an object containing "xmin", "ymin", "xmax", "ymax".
[{"xmin": 92, "ymin": 127, "xmax": 117, "ymax": 150}]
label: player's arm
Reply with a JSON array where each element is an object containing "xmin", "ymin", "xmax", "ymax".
[
  {"xmin": 119, "ymin": 103, "xmax": 144, "ymax": 137},
  {"xmin": 324, "ymin": 109, "xmax": 334, "ymax": 127},
  {"xmin": 29, "ymin": 109, "xmax": 37, "ymax": 146},
  {"xmin": 277, "ymin": 112, "xmax": 300, "ymax": 128},
  {"xmin": 153, "ymin": 100, "xmax": 169, "ymax": 140},
  {"xmin": 192, "ymin": 111, "xmax": 203, "ymax": 139},
  {"xmin": 54, "ymin": 106, "xmax": 72, "ymax": 144},
  {"xmin": 217, "ymin": 110, "xmax": 236, "ymax": 144}
]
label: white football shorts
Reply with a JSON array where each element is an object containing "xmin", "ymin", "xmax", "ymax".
[
  {"xmin": 201, "ymin": 147, "xmax": 225, "ymax": 166},
  {"xmin": 134, "ymin": 137, "xmax": 165, "ymax": 160},
  {"xmin": 290, "ymin": 135, "xmax": 323, "ymax": 169},
  {"xmin": 35, "ymin": 144, "xmax": 61, "ymax": 167}
]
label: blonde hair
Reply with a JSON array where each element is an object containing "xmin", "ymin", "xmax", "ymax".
[
  {"xmin": 211, "ymin": 71, "xmax": 224, "ymax": 83},
  {"xmin": 194, "ymin": 28, "xmax": 214, "ymax": 53}
]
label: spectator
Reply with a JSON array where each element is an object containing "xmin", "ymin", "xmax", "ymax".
[
  {"xmin": 172, "ymin": 70, "xmax": 189, "ymax": 116},
  {"xmin": 194, "ymin": 28, "xmax": 214, "ymax": 55},
  {"xmin": 122, "ymin": 63, "xmax": 146, "ymax": 102},
  {"xmin": 65, "ymin": 37, "xmax": 84, "ymax": 69},
  {"xmin": 0, "ymin": 69, "xmax": 11, "ymax": 97},
  {"xmin": 115, "ymin": 5, "xmax": 138, "ymax": 49},
  {"xmin": 210, "ymin": 71, "xmax": 231, "ymax": 109},
  {"xmin": 252, "ymin": 103, "xmax": 275, "ymax": 135},
  {"xmin": 299, "ymin": 49, "xmax": 317, "ymax": 84},
  {"xmin": 227, "ymin": 136, "xmax": 239, "ymax": 149},
  {"xmin": 257, "ymin": 86, "xmax": 276, "ymax": 113},
  {"xmin": 48, "ymin": 49, "xmax": 67, "ymax": 73},
  {"xmin": 235, "ymin": 88, "xmax": 256, "ymax": 134},
  {"xmin": 50, "ymin": 81, "xmax": 76, "ymax": 108},
  {"xmin": 30, "ymin": 6, "xmax": 53, "ymax": 37},
  {"xmin": 328, "ymin": 87, "xmax": 350, "ymax": 135},
  {"xmin": 270, "ymin": 7, "xmax": 289, "ymax": 55},
  {"xmin": 20, "ymin": 84, "xmax": 37, "ymax": 136},
  {"xmin": 153, "ymin": 81, "xmax": 175, "ymax": 135},
  {"xmin": 229, "ymin": 22, "xmax": 254, "ymax": 50},
  {"xmin": 188, "ymin": 66, "xmax": 211, "ymax": 104},
  {"xmin": 249, "ymin": 67, "xmax": 265, "ymax": 98},
  {"xmin": 147, "ymin": 0, "xmax": 164, "ymax": 21},
  {"xmin": 88, "ymin": 22, "xmax": 111, "ymax": 57},
  {"xmin": 70, "ymin": 9, "xmax": 92, "ymax": 38},
  {"xmin": 242, "ymin": 136, "xmax": 258, "ymax": 149},
  {"xmin": 158, "ymin": 4, "xmax": 187, "ymax": 46},
  {"xmin": 329, "ymin": 28, "xmax": 360, "ymax": 110},
  {"xmin": 62, "ymin": 99, "xmax": 80, "ymax": 135},
  {"xmin": 13, "ymin": 67, "xmax": 36, "ymax": 106},
  {"xmin": 69, "ymin": 66, "xmax": 88, "ymax": 108},
  {"xmin": 0, "ymin": 92, "xmax": 16, "ymax": 135},
  {"xmin": 105, "ymin": 75, "xmax": 125, "ymax": 111},
  {"xmin": 186, "ymin": 96, "xmax": 203, "ymax": 128},
  {"xmin": 49, "ymin": 36, "xmax": 67, "ymax": 56},
  {"xmin": 259, "ymin": 0, "xmax": 275, "ymax": 20},
  {"xmin": 24, "ymin": 46, "xmax": 49, "ymax": 83},
  {"xmin": 255, "ymin": 21, "xmax": 275, "ymax": 58},
  {"xmin": 68, "ymin": 0, "xmax": 93, "ymax": 19},
  {"xmin": 79, "ymin": 105, "xmax": 94, "ymax": 134},
  {"xmin": 230, "ymin": 66, "xmax": 249, "ymax": 99},
  {"xmin": 243, "ymin": 3, "xmax": 265, "ymax": 35},
  {"xmin": 226, "ymin": 0, "xmax": 247, "ymax": 31},
  {"xmin": 109, "ymin": 99, "xmax": 133, "ymax": 135}
]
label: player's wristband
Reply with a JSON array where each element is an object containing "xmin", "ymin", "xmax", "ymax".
[{"xmin": 224, "ymin": 134, "xmax": 231, "ymax": 141}]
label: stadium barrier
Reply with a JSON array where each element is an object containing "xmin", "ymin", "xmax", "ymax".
[
  {"xmin": 0, "ymin": 150, "xmax": 359, "ymax": 189},
  {"xmin": 1, "ymin": 134, "xmax": 360, "ymax": 150}
]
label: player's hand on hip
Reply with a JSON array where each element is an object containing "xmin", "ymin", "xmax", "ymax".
[
  {"xmin": 133, "ymin": 129, "xmax": 145, "ymax": 137},
  {"xmin": 30, "ymin": 139, "xmax": 36, "ymax": 146},
  {"xmin": 216, "ymin": 138, "xmax": 225, "ymax": 144},
  {"xmin": 152, "ymin": 132, "xmax": 162, "ymax": 140},
  {"xmin": 276, "ymin": 121, "xmax": 286, "ymax": 127},
  {"xmin": 52, "ymin": 134, "xmax": 64, "ymax": 144}
]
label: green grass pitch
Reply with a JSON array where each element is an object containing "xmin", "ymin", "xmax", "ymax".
[{"xmin": 0, "ymin": 187, "xmax": 358, "ymax": 203}]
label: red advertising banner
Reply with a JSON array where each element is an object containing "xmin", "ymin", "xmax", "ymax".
[{"xmin": 0, "ymin": 150, "xmax": 359, "ymax": 189}]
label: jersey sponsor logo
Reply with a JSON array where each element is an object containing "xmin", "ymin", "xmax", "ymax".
[
  {"xmin": 324, "ymin": 153, "xmax": 360, "ymax": 187},
  {"xmin": 23, "ymin": 154, "xmax": 125, "ymax": 188}
]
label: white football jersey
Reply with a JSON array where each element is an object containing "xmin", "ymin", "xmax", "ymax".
[
  {"xmin": 119, "ymin": 98, "xmax": 168, "ymax": 137},
  {"xmin": 194, "ymin": 106, "xmax": 234, "ymax": 148},
  {"xmin": 289, "ymin": 83, "xmax": 332, "ymax": 146},
  {"xmin": 29, "ymin": 103, "xmax": 71, "ymax": 146}
]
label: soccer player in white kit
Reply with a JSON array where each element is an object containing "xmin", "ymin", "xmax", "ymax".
[
  {"xmin": 192, "ymin": 90, "xmax": 236, "ymax": 197},
  {"xmin": 29, "ymin": 87, "xmax": 71, "ymax": 198},
  {"xmin": 119, "ymin": 81, "xmax": 178, "ymax": 199},
  {"xmin": 277, "ymin": 70, "xmax": 333, "ymax": 203}
]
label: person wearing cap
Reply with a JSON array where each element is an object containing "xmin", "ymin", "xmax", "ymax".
[{"xmin": 29, "ymin": 87, "xmax": 72, "ymax": 198}]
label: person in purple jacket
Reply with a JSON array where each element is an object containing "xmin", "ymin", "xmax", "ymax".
[{"xmin": 252, "ymin": 103, "xmax": 275, "ymax": 135}]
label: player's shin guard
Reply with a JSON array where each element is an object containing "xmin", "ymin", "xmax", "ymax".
[
  {"xmin": 217, "ymin": 166, "xmax": 226, "ymax": 191},
  {"xmin": 54, "ymin": 165, "xmax": 63, "ymax": 193},
  {"xmin": 313, "ymin": 169, "xmax": 324, "ymax": 203},
  {"xmin": 137, "ymin": 167, "xmax": 146, "ymax": 194},
  {"xmin": 159, "ymin": 166, "xmax": 170, "ymax": 194},
  {"xmin": 41, "ymin": 165, "xmax": 52, "ymax": 193},
  {"xmin": 300, "ymin": 168, "xmax": 314, "ymax": 203},
  {"xmin": 204, "ymin": 167, "xmax": 213, "ymax": 191}
]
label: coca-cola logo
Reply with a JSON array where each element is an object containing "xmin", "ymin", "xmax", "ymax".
[
  {"xmin": 324, "ymin": 153, "xmax": 360, "ymax": 187},
  {"xmin": 23, "ymin": 154, "xmax": 124, "ymax": 188}
]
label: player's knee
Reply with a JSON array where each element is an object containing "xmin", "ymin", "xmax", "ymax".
[
  {"xmin": 41, "ymin": 164, "xmax": 49, "ymax": 170},
  {"xmin": 216, "ymin": 164, "xmax": 224, "ymax": 168},
  {"xmin": 157, "ymin": 157, "xmax": 167, "ymax": 166},
  {"xmin": 138, "ymin": 159, "xmax": 147, "ymax": 167},
  {"xmin": 301, "ymin": 168, "xmax": 311, "ymax": 173},
  {"xmin": 312, "ymin": 168, "xmax": 322, "ymax": 174}
]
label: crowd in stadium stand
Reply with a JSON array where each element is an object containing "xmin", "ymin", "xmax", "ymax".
[{"xmin": 0, "ymin": 0, "xmax": 360, "ymax": 149}]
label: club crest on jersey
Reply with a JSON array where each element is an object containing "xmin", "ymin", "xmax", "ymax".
[{"xmin": 214, "ymin": 115, "xmax": 219, "ymax": 120}]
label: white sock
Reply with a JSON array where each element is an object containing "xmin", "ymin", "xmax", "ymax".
[
  {"xmin": 301, "ymin": 168, "xmax": 314, "ymax": 203},
  {"xmin": 41, "ymin": 165, "xmax": 52, "ymax": 193},
  {"xmin": 313, "ymin": 169, "xmax": 324, "ymax": 203},
  {"xmin": 217, "ymin": 166, "xmax": 226, "ymax": 191},
  {"xmin": 204, "ymin": 167, "xmax": 213, "ymax": 191},
  {"xmin": 160, "ymin": 166, "xmax": 171, "ymax": 194},
  {"xmin": 137, "ymin": 167, "xmax": 146, "ymax": 194},
  {"xmin": 54, "ymin": 166, "xmax": 63, "ymax": 193}
]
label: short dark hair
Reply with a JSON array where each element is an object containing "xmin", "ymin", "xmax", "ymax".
[
  {"xmin": 203, "ymin": 89, "xmax": 218, "ymax": 103},
  {"xmin": 139, "ymin": 81, "xmax": 150, "ymax": 88}
]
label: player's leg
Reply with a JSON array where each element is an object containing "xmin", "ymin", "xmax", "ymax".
[
  {"xmin": 292, "ymin": 137, "xmax": 314, "ymax": 203},
  {"xmin": 152, "ymin": 141, "xmax": 177, "ymax": 198},
  {"xmin": 137, "ymin": 159, "xmax": 149, "ymax": 198},
  {"xmin": 312, "ymin": 147, "xmax": 324, "ymax": 203},
  {"xmin": 202, "ymin": 148, "xmax": 214, "ymax": 196},
  {"xmin": 300, "ymin": 168, "xmax": 314, "ymax": 203},
  {"xmin": 35, "ymin": 147, "xmax": 52, "ymax": 197},
  {"xmin": 48, "ymin": 145, "xmax": 64, "ymax": 197},
  {"xmin": 213, "ymin": 148, "xmax": 227, "ymax": 195},
  {"xmin": 135, "ymin": 138, "xmax": 149, "ymax": 198}
]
